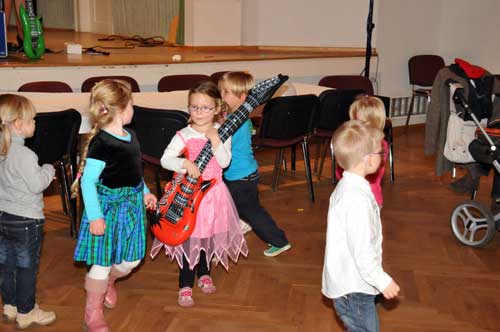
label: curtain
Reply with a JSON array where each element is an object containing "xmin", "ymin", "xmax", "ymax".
[
  {"xmin": 37, "ymin": 0, "xmax": 75, "ymax": 29},
  {"xmin": 112, "ymin": 0, "xmax": 181, "ymax": 40}
]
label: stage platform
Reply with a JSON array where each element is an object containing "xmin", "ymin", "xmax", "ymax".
[{"xmin": 0, "ymin": 28, "xmax": 375, "ymax": 92}]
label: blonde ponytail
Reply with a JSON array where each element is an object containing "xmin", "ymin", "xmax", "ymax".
[{"xmin": 70, "ymin": 79, "xmax": 132, "ymax": 198}]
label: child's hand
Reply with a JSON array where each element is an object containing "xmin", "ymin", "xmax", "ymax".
[
  {"xmin": 205, "ymin": 127, "xmax": 221, "ymax": 148},
  {"xmin": 89, "ymin": 218, "xmax": 106, "ymax": 236},
  {"xmin": 382, "ymin": 280, "xmax": 400, "ymax": 299},
  {"xmin": 144, "ymin": 193, "xmax": 157, "ymax": 209},
  {"xmin": 183, "ymin": 160, "xmax": 201, "ymax": 178}
]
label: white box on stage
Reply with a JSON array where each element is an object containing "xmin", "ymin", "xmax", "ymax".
[{"xmin": 0, "ymin": 11, "xmax": 7, "ymax": 58}]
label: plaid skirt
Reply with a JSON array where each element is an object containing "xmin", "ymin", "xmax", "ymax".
[{"xmin": 74, "ymin": 182, "xmax": 146, "ymax": 266}]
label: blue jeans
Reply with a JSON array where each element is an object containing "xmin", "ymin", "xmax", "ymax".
[
  {"xmin": 333, "ymin": 293, "xmax": 379, "ymax": 332},
  {"xmin": 0, "ymin": 211, "xmax": 44, "ymax": 314}
]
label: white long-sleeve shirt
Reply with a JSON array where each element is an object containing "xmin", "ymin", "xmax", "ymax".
[
  {"xmin": 322, "ymin": 171, "xmax": 392, "ymax": 299},
  {"xmin": 160, "ymin": 124, "xmax": 232, "ymax": 173}
]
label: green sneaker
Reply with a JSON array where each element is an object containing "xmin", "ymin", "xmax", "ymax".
[{"xmin": 264, "ymin": 243, "xmax": 291, "ymax": 257}]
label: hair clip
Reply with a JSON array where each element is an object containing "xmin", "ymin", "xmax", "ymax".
[{"xmin": 76, "ymin": 172, "xmax": 82, "ymax": 180}]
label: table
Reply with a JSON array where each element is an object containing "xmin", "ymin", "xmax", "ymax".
[{"xmin": 9, "ymin": 83, "xmax": 330, "ymax": 133}]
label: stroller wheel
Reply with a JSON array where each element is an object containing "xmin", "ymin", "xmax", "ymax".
[{"xmin": 450, "ymin": 200, "xmax": 495, "ymax": 248}]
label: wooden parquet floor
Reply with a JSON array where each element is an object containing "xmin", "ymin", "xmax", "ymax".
[{"xmin": 3, "ymin": 125, "xmax": 500, "ymax": 331}]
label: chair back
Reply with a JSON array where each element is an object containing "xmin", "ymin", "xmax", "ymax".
[
  {"xmin": 81, "ymin": 76, "xmax": 140, "ymax": 92},
  {"xmin": 128, "ymin": 106, "xmax": 189, "ymax": 159},
  {"xmin": 316, "ymin": 89, "xmax": 365, "ymax": 132},
  {"xmin": 318, "ymin": 75, "xmax": 374, "ymax": 95},
  {"xmin": 157, "ymin": 74, "xmax": 211, "ymax": 92},
  {"xmin": 18, "ymin": 81, "xmax": 73, "ymax": 93},
  {"xmin": 210, "ymin": 71, "xmax": 230, "ymax": 84},
  {"xmin": 408, "ymin": 54, "xmax": 445, "ymax": 87},
  {"xmin": 259, "ymin": 94, "xmax": 318, "ymax": 140},
  {"xmin": 25, "ymin": 109, "xmax": 82, "ymax": 165}
]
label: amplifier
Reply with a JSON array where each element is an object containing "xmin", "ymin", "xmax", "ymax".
[{"xmin": 0, "ymin": 11, "xmax": 6, "ymax": 58}]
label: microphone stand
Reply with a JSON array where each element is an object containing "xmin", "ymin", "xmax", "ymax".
[{"xmin": 364, "ymin": 0, "xmax": 375, "ymax": 78}]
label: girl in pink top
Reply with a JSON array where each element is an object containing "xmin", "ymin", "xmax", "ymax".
[
  {"xmin": 335, "ymin": 96, "xmax": 388, "ymax": 207},
  {"xmin": 150, "ymin": 81, "xmax": 247, "ymax": 307}
]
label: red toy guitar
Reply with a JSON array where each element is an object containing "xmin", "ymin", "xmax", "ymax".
[{"xmin": 150, "ymin": 74, "xmax": 289, "ymax": 246}]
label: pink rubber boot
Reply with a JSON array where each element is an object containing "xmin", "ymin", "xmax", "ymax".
[
  {"xmin": 84, "ymin": 275, "xmax": 109, "ymax": 332},
  {"xmin": 104, "ymin": 266, "xmax": 129, "ymax": 309}
]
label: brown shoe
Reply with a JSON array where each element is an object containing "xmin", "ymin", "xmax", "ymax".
[{"xmin": 15, "ymin": 304, "xmax": 56, "ymax": 329}]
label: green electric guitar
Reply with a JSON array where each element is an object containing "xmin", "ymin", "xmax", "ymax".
[{"xmin": 19, "ymin": 0, "xmax": 45, "ymax": 59}]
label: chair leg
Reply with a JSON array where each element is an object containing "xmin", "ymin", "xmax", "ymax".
[
  {"xmin": 405, "ymin": 94, "xmax": 415, "ymax": 127},
  {"xmin": 291, "ymin": 145, "xmax": 296, "ymax": 172},
  {"xmin": 301, "ymin": 140, "xmax": 315, "ymax": 202},
  {"xmin": 55, "ymin": 161, "xmax": 69, "ymax": 216},
  {"xmin": 272, "ymin": 148, "xmax": 285, "ymax": 192},
  {"xmin": 154, "ymin": 166, "xmax": 162, "ymax": 198},
  {"xmin": 331, "ymin": 153, "xmax": 337, "ymax": 185},
  {"xmin": 389, "ymin": 140, "xmax": 395, "ymax": 182},
  {"xmin": 60, "ymin": 162, "xmax": 76, "ymax": 237},
  {"xmin": 313, "ymin": 140, "xmax": 322, "ymax": 173},
  {"xmin": 317, "ymin": 138, "xmax": 329, "ymax": 181}
]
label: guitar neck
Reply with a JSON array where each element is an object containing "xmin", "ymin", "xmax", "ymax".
[
  {"xmin": 25, "ymin": 0, "xmax": 36, "ymax": 18},
  {"xmin": 183, "ymin": 95, "xmax": 259, "ymax": 184}
]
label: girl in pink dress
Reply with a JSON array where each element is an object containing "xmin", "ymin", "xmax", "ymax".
[
  {"xmin": 335, "ymin": 95, "xmax": 388, "ymax": 207},
  {"xmin": 150, "ymin": 81, "xmax": 247, "ymax": 307}
]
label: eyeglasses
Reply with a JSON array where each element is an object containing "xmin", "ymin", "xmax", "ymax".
[{"xmin": 188, "ymin": 105, "xmax": 216, "ymax": 113}]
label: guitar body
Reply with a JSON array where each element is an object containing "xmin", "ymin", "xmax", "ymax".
[
  {"xmin": 151, "ymin": 173, "xmax": 216, "ymax": 246},
  {"xmin": 19, "ymin": 1, "xmax": 45, "ymax": 59}
]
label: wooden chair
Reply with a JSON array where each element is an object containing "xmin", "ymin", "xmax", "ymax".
[
  {"xmin": 25, "ymin": 109, "xmax": 81, "ymax": 237},
  {"xmin": 318, "ymin": 74, "xmax": 395, "ymax": 181},
  {"xmin": 313, "ymin": 89, "xmax": 365, "ymax": 183},
  {"xmin": 209, "ymin": 71, "xmax": 230, "ymax": 84},
  {"xmin": 252, "ymin": 94, "xmax": 319, "ymax": 202},
  {"xmin": 126, "ymin": 106, "xmax": 189, "ymax": 197},
  {"xmin": 18, "ymin": 81, "xmax": 73, "ymax": 93},
  {"xmin": 81, "ymin": 76, "xmax": 140, "ymax": 92},
  {"xmin": 407, "ymin": 55, "xmax": 445, "ymax": 126},
  {"xmin": 157, "ymin": 74, "xmax": 210, "ymax": 92}
]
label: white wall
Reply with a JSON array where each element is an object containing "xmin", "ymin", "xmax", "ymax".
[
  {"xmin": 241, "ymin": 0, "xmax": 378, "ymax": 47},
  {"xmin": 375, "ymin": 0, "xmax": 443, "ymax": 96},
  {"xmin": 185, "ymin": 0, "xmax": 242, "ymax": 45},
  {"xmin": 438, "ymin": 0, "xmax": 500, "ymax": 74}
]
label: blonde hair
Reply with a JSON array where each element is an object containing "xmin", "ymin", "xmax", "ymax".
[
  {"xmin": 71, "ymin": 79, "xmax": 132, "ymax": 197},
  {"xmin": 218, "ymin": 71, "xmax": 254, "ymax": 100},
  {"xmin": 188, "ymin": 80, "xmax": 227, "ymax": 123},
  {"xmin": 331, "ymin": 120, "xmax": 384, "ymax": 170},
  {"xmin": 349, "ymin": 95, "xmax": 386, "ymax": 130},
  {"xmin": 0, "ymin": 94, "xmax": 36, "ymax": 156}
]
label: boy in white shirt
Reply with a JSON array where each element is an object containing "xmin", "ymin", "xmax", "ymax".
[{"xmin": 322, "ymin": 120, "xmax": 400, "ymax": 332}]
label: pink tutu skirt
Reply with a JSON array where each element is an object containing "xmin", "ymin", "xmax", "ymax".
[{"xmin": 150, "ymin": 181, "xmax": 248, "ymax": 270}]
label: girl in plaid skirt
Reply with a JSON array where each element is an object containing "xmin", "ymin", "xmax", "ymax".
[{"xmin": 71, "ymin": 79, "xmax": 157, "ymax": 332}]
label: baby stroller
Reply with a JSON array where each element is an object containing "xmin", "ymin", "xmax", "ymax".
[{"xmin": 450, "ymin": 86, "xmax": 500, "ymax": 248}]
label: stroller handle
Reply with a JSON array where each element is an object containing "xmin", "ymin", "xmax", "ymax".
[{"xmin": 451, "ymin": 84, "xmax": 500, "ymax": 173}]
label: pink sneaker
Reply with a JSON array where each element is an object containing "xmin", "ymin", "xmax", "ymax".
[
  {"xmin": 178, "ymin": 287, "xmax": 194, "ymax": 307},
  {"xmin": 197, "ymin": 275, "xmax": 216, "ymax": 294}
]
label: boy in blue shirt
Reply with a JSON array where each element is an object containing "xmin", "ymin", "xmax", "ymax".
[{"xmin": 219, "ymin": 72, "xmax": 291, "ymax": 257}]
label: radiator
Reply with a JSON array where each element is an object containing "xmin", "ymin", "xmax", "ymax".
[{"xmin": 389, "ymin": 96, "xmax": 429, "ymax": 117}]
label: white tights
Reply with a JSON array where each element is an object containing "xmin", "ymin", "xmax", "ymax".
[{"xmin": 88, "ymin": 260, "xmax": 141, "ymax": 280}]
